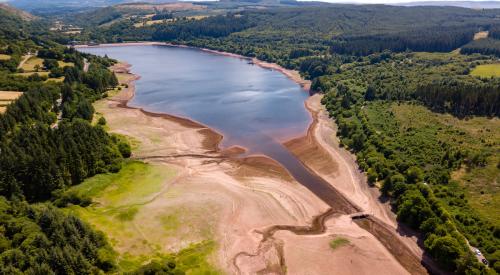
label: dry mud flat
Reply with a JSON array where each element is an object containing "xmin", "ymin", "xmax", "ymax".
[{"xmin": 98, "ymin": 61, "xmax": 427, "ymax": 274}]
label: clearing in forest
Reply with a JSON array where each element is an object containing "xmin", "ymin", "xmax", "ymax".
[
  {"xmin": 473, "ymin": 31, "xmax": 489, "ymax": 40},
  {"xmin": 470, "ymin": 63, "xmax": 500, "ymax": 77},
  {"xmin": 20, "ymin": 56, "xmax": 43, "ymax": 72}
]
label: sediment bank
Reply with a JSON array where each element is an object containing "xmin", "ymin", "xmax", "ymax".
[{"xmin": 89, "ymin": 44, "xmax": 431, "ymax": 274}]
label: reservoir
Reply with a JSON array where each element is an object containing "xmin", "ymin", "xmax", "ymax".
[{"xmin": 80, "ymin": 45, "xmax": 353, "ymax": 210}]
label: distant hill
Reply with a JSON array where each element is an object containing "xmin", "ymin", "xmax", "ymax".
[
  {"xmin": 396, "ymin": 1, "xmax": 500, "ymax": 9},
  {"xmin": 6, "ymin": 0, "xmax": 178, "ymax": 15},
  {"xmin": 0, "ymin": 3, "xmax": 35, "ymax": 20}
]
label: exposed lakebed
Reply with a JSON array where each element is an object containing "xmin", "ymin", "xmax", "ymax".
[{"xmin": 80, "ymin": 45, "xmax": 354, "ymax": 209}]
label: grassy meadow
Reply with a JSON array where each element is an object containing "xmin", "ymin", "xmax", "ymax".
[
  {"xmin": 20, "ymin": 56, "xmax": 43, "ymax": 71},
  {"xmin": 471, "ymin": 63, "xmax": 500, "ymax": 78},
  {"xmin": 65, "ymin": 160, "xmax": 219, "ymax": 273}
]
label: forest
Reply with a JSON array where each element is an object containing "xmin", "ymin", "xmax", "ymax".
[
  {"xmin": 306, "ymin": 49, "xmax": 500, "ymax": 272},
  {"xmin": 0, "ymin": 7, "xmax": 136, "ymax": 274},
  {"xmin": 72, "ymin": 5, "xmax": 500, "ymax": 59}
]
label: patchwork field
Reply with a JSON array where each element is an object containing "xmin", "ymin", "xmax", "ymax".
[
  {"xmin": 15, "ymin": 57, "xmax": 71, "ymax": 82},
  {"xmin": 0, "ymin": 91, "xmax": 22, "ymax": 113},
  {"xmin": 470, "ymin": 63, "xmax": 500, "ymax": 77},
  {"xmin": 133, "ymin": 19, "xmax": 173, "ymax": 28},
  {"xmin": 58, "ymin": 60, "xmax": 74, "ymax": 67},
  {"xmin": 20, "ymin": 56, "xmax": 43, "ymax": 72}
]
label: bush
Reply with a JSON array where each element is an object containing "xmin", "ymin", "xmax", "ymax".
[
  {"xmin": 98, "ymin": 116, "xmax": 107, "ymax": 126},
  {"xmin": 53, "ymin": 190, "xmax": 92, "ymax": 207},
  {"xmin": 118, "ymin": 142, "xmax": 131, "ymax": 158}
]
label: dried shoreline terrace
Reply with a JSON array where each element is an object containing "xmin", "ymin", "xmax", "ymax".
[{"xmin": 79, "ymin": 43, "xmax": 437, "ymax": 274}]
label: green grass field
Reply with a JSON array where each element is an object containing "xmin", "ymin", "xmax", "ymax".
[
  {"xmin": 69, "ymin": 160, "xmax": 175, "ymax": 206},
  {"xmin": 58, "ymin": 60, "xmax": 74, "ymax": 68},
  {"xmin": 470, "ymin": 63, "xmax": 500, "ymax": 78},
  {"xmin": 65, "ymin": 161, "xmax": 220, "ymax": 273},
  {"xmin": 15, "ymin": 71, "xmax": 49, "ymax": 77}
]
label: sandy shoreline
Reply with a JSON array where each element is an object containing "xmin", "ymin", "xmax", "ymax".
[{"xmin": 90, "ymin": 44, "xmax": 431, "ymax": 274}]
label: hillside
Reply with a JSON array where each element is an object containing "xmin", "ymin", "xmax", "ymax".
[
  {"xmin": 73, "ymin": 5, "xmax": 500, "ymax": 58},
  {"xmin": 0, "ymin": 3, "xmax": 35, "ymax": 20}
]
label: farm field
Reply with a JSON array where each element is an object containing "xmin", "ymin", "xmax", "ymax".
[
  {"xmin": 470, "ymin": 63, "xmax": 500, "ymax": 77},
  {"xmin": 0, "ymin": 54, "xmax": 10, "ymax": 60},
  {"xmin": 15, "ymin": 71, "xmax": 49, "ymax": 77},
  {"xmin": 0, "ymin": 91, "xmax": 22, "ymax": 113},
  {"xmin": 58, "ymin": 60, "xmax": 74, "ymax": 67},
  {"xmin": 133, "ymin": 19, "xmax": 173, "ymax": 28},
  {"xmin": 20, "ymin": 56, "xmax": 43, "ymax": 71}
]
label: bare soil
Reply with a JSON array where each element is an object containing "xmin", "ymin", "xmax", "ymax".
[{"xmin": 91, "ymin": 48, "xmax": 431, "ymax": 274}]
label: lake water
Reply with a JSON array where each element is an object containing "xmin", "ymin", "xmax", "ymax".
[{"xmin": 80, "ymin": 45, "xmax": 349, "ymax": 208}]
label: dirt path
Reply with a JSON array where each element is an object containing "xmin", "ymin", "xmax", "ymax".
[
  {"xmin": 83, "ymin": 58, "xmax": 89, "ymax": 72},
  {"xmin": 93, "ymin": 55, "xmax": 429, "ymax": 274},
  {"xmin": 17, "ymin": 53, "xmax": 33, "ymax": 69}
]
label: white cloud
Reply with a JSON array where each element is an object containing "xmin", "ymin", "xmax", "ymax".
[{"xmin": 298, "ymin": 0, "xmax": 492, "ymax": 3}]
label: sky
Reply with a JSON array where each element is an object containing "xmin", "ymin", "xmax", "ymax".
[
  {"xmin": 299, "ymin": 0, "xmax": 494, "ymax": 3},
  {"xmin": 1, "ymin": 0, "xmax": 498, "ymax": 4}
]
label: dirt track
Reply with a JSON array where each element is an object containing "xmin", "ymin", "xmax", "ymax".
[{"xmin": 94, "ymin": 58, "xmax": 431, "ymax": 274}]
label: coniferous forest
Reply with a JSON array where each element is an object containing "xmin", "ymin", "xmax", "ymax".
[{"xmin": 0, "ymin": 6, "xmax": 129, "ymax": 273}]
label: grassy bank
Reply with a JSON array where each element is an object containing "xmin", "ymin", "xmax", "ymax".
[{"xmin": 65, "ymin": 160, "xmax": 220, "ymax": 273}]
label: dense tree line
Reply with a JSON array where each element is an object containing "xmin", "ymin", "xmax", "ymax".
[
  {"xmin": 72, "ymin": 5, "xmax": 500, "ymax": 68},
  {"xmin": 461, "ymin": 38, "xmax": 500, "ymax": 57},
  {"xmin": 0, "ymin": 48, "xmax": 125, "ymax": 202},
  {"xmin": 152, "ymin": 14, "xmax": 255, "ymax": 41},
  {"xmin": 331, "ymin": 26, "xmax": 476, "ymax": 56},
  {"xmin": 0, "ymin": 7, "xmax": 133, "ymax": 274},
  {"xmin": 0, "ymin": 119, "xmax": 125, "ymax": 201},
  {"xmin": 0, "ymin": 85, "xmax": 59, "ymax": 137},
  {"xmin": 151, "ymin": 12, "xmax": 173, "ymax": 21},
  {"xmin": 305, "ymin": 50, "xmax": 499, "ymax": 272},
  {"xmin": 322, "ymin": 89, "xmax": 498, "ymax": 273},
  {"xmin": 0, "ymin": 197, "xmax": 115, "ymax": 273},
  {"xmin": 489, "ymin": 25, "xmax": 500, "ymax": 40},
  {"xmin": 416, "ymin": 78, "xmax": 500, "ymax": 117}
]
